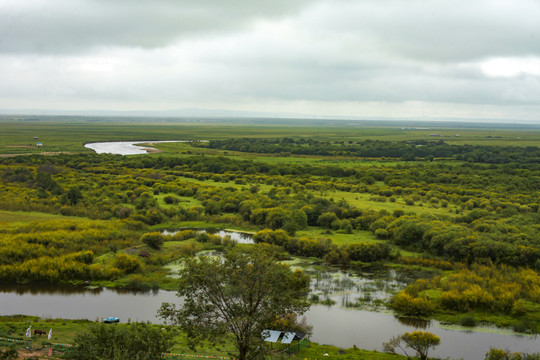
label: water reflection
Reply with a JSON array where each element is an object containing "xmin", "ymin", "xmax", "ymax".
[
  {"xmin": 307, "ymin": 267, "xmax": 407, "ymax": 311},
  {"xmin": 396, "ymin": 316, "xmax": 432, "ymax": 329},
  {"xmin": 162, "ymin": 228, "xmax": 254, "ymax": 244},
  {"xmin": 0, "ymin": 284, "xmax": 102, "ymax": 295}
]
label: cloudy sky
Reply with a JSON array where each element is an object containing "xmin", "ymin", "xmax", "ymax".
[{"xmin": 1, "ymin": 0, "xmax": 539, "ymax": 122}]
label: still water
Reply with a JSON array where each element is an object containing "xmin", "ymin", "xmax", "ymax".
[
  {"xmin": 162, "ymin": 228, "xmax": 254, "ymax": 244},
  {"xmin": 1, "ymin": 285, "xmax": 537, "ymax": 359},
  {"xmin": 84, "ymin": 140, "xmax": 188, "ymax": 155}
]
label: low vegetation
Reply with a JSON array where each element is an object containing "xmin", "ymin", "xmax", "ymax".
[{"xmin": 0, "ymin": 119, "xmax": 539, "ymax": 358}]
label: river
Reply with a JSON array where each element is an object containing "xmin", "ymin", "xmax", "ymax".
[
  {"xmin": 1, "ymin": 283, "xmax": 537, "ymax": 359},
  {"xmin": 84, "ymin": 140, "xmax": 189, "ymax": 155}
]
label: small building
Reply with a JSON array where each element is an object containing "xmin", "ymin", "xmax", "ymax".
[
  {"xmin": 36, "ymin": 142, "xmax": 43, "ymax": 147},
  {"xmin": 262, "ymin": 329, "xmax": 307, "ymax": 352},
  {"xmin": 33, "ymin": 137, "xmax": 39, "ymax": 140}
]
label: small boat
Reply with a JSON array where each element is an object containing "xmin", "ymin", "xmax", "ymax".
[{"xmin": 103, "ymin": 317, "xmax": 120, "ymax": 323}]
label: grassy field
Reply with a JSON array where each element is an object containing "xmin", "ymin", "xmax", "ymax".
[
  {"xmin": 1, "ymin": 117, "xmax": 540, "ymax": 155},
  {"xmin": 0, "ymin": 210, "xmax": 81, "ymax": 229},
  {"xmin": 327, "ymin": 190, "xmax": 459, "ymax": 217}
]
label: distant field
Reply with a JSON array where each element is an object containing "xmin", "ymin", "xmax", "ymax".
[{"xmin": 1, "ymin": 117, "xmax": 539, "ymax": 154}]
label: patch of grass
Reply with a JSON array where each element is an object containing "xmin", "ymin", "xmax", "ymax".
[
  {"xmin": 0, "ymin": 210, "xmax": 79, "ymax": 229},
  {"xmin": 292, "ymin": 343, "xmax": 407, "ymax": 360},
  {"xmin": 328, "ymin": 190, "xmax": 458, "ymax": 217},
  {"xmin": 155, "ymin": 193, "xmax": 202, "ymax": 208},
  {"xmin": 295, "ymin": 227, "xmax": 381, "ymax": 245}
]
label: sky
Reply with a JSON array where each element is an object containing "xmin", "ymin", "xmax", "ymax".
[{"xmin": 1, "ymin": 0, "xmax": 539, "ymax": 122}]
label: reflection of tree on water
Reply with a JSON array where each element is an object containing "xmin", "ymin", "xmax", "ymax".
[
  {"xmin": 307, "ymin": 267, "xmax": 409, "ymax": 310},
  {"xmin": 0, "ymin": 284, "xmax": 160, "ymax": 296},
  {"xmin": 396, "ymin": 316, "xmax": 432, "ymax": 329},
  {"xmin": 0, "ymin": 284, "xmax": 103, "ymax": 296}
]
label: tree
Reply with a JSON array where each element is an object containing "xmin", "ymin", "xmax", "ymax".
[
  {"xmin": 383, "ymin": 331, "xmax": 440, "ymax": 360},
  {"xmin": 66, "ymin": 187, "xmax": 83, "ymax": 205},
  {"xmin": 317, "ymin": 212, "xmax": 339, "ymax": 228},
  {"xmin": 64, "ymin": 322, "xmax": 175, "ymax": 360},
  {"xmin": 158, "ymin": 247, "xmax": 310, "ymax": 360}
]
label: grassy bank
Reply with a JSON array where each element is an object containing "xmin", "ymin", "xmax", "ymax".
[{"xmin": 0, "ymin": 316, "xmax": 406, "ymax": 360}]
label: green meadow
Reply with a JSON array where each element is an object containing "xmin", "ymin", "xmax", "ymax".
[{"xmin": 2, "ymin": 116, "xmax": 540, "ymax": 155}]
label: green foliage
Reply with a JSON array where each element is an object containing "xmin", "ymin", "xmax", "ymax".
[
  {"xmin": 393, "ymin": 263, "xmax": 540, "ymax": 330},
  {"xmin": 318, "ymin": 212, "xmax": 339, "ymax": 228},
  {"xmin": 0, "ymin": 345, "xmax": 18, "ymax": 360},
  {"xmin": 64, "ymin": 322, "xmax": 175, "ymax": 360},
  {"xmin": 66, "ymin": 187, "xmax": 83, "ymax": 205},
  {"xmin": 113, "ymin": 253, "xmax": 142, "ymax": 274},
  {"xmin": 158, "ymin": 247, "xmax": 310, "ymax": 360},
  {"xmin": 0, "ymin": 127, "xmax": 540, "ymax": 333},
  {"xmin": 254, "ymin": 229, "xmax": 393, "ymax": 264},
  {"xmin": 391, "ymin": 292, "xmax": 435, "ymax": 317},
  {"xmin": 141, "ymin": 232, "xmax": 166, "ymax": 250},
  {"xmin": 485, "ymin": 348, "xmax": 540, "ymax": 360},
  {"xmin": 206, "ymin": 137, "xmax": 540, "ymax": 164}
]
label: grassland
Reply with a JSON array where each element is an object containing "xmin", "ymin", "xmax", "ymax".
[
  {"xmin": 2, "ymin": 116, "xmax": 540, "ymax": 155},
  {"xmin": 0, "ymin": 210, "xmax": 81, "ymax": 229},
  {"xmin": 1, "ymin": 117, "xmax": 539, "ymax": 356}
]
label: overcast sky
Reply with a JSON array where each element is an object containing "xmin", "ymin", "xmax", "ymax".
[{"xmin": 1, "ymin": 0, "xmax": 539, "ymax": 122}]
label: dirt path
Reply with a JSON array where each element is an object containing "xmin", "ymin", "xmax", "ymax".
[{"xmin": 16, "ymin": 348, "xmax": 50, "ymax": 359}]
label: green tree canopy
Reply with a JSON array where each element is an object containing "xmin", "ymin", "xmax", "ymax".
[
  {"xmin": 158, "ymin": 247, "xmax": 311, "ymax": 360},
  {"xmin": 65, "ymin": 322, "xmax": 175, "ymax": 360}
]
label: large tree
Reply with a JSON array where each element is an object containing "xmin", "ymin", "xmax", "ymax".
[{"xmin": 158, "ymin": 247, "xmax": 311, "ymax": 360}]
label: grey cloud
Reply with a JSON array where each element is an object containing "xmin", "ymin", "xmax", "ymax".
[
  {"xmin": 1, "ymin": 0, "xmax": 540, "ymax": 120},
  {"xmin": 308, "ymin": 0, "xmax": 540, "ymax": 61},
  {"xmin": 0, "ymin": 0, "xmax": 310, "ymax": 54}
]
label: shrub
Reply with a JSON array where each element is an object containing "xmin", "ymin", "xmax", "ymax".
[
  {"xmin": 459, "ymin": 315, "xmax": 477, "ymax": 327},
  {"xmin": 140, "ymin": 232, "xmax": 165, "ymax": 250},
  {"xmin": 391, "ymin": 292, "xmax": 435, "ymax": 316},
  {"xmin": 113, "ymin": 253, "xmax": 142, "ymax": 274}
]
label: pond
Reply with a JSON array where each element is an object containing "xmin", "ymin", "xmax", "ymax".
[
  {"xmin": 0, "ymin": 277, "xmax": 537, "ymax": 359},
  {"xmin": 84, "ymin": 140, "xmax": 191, "ymax": 155},
  {"xmin": 162, "ymin": 228, "xmax": 254, "ymax": 244}
]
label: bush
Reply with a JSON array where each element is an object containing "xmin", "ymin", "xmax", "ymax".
[
  {"xmin": 391, "ymin": 292, "xmax": 435, "ymax": 316},
  {"xmin": 163, "ymin": 195, "xmax": 178, "ymax": 204},
  {"xmin": 140, "ymin": 232, "xmax": 165, "ymax": 250},
  {"xmin": 459, "ymin": 315, "xmax": 477, "ymax": 327},
  {"xmin": 65, "ymin": 322, "xmax": 175, "ymax": 360},
  {"xmin": 113, "ymin": 254, "xmax": 142, "ymax": 274}
]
